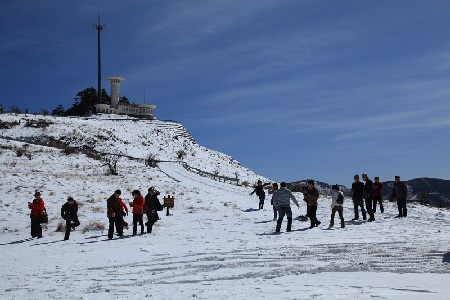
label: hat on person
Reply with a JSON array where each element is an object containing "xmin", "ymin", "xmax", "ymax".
[{"xmin": 331, "ymin": 184, "xmax": 339, "ymax": 191}]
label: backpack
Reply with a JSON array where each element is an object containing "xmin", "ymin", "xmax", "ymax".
[{"xmin": 337, "ymin": 193, "xmax": 344, "ymax": 204}]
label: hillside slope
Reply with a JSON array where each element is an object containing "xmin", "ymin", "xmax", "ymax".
[{"xmin": 0, "ymin": 113, "xmax": 269, "ymax": 184}]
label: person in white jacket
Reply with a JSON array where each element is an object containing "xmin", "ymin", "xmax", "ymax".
[{"xmin": 329, "ymin": 184, "xmax": 345, "ymax": 228}]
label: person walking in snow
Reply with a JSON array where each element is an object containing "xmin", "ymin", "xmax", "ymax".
[
  {"xmin": 107, "ymin": 189, "xmax": 124, "ymax": 239},
  {"xmin": 61, "ymin": 196, "xmax": 80, "ymax": 240},
  {"xmin": 362, "ymin": 173, "xmax": 375, "ymax": 222},
  {"xmin": 28, "ymin": 190, "xmax": 45, "ymax": 238},
  {"xmin": 390, "ymin": 175, "xmax": 408, "ymax": 217},
  {"xmin": 129, "ymin": 190, "xmax": 145, "ymax": 235},
  {"xmin": 351, "ymin": 174, "xmax": 366, "ymax": 221},
  {"xmin": 329, "ymin": 185, "xmax": 345, "ymax": 228},
  {"xmin": 272, "ymin": 182, "xmax": 299, "ymax": 232},
  {"xmin": 304, "ymin": 180, "xmax": 321, "ymax": 229},
  {"xmin": 269, "ymin": 182, "xmax": 279, "ymax": 221},
  {"xmin": 145, "ymin": 187, "xmax": 163, "ymax": 233},
  {"xmin": 373, "ymin": 177, "xmax": 384, "ymax": 213},
  {"xmin": 250, "ymin": 180, "xmax": 270, "ymax": 209}
]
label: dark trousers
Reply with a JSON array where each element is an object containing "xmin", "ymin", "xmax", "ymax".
[
  {"xmin": 373, "ymin": 195, "xmax": 384, "ymax": 213},
  {"xmin": 330, "ymin": 206, "xmax": 345, "ymax": 228},
  {"xmin": 133, "ymin": 214, "xmax": 144, "ymax": 235},
  {"xmin": 365, "ymin": 198, "xmax": 375, "ymax": 220},
  {"xmin": 307, "ymin": 205, "xmax": 320, "ymax": 227},
  {"xmin": 272, "ymin": 205, "xmax": 277, "ymax": 220},
  {"xmin": 64, "ymin": 216, "xmax": 80, "ymax": 240},
  {"xmin": 146, "ymin": 212, "xmax": 159, "ymax": 233},
  {"xmin": 259, "ymin": 195, "xmax": 265, "ymax": 209},
  {"xmin": 30, "ymin": 217, "xmax": 42, "ymax": 238},
  {"xmin": 353, "ymin": 199, "xmax": 366, "ymax": 220},
  {"xmin": 276, "ymin": 207, "xmax": 292, "ymax": 232},
  {"xmin": 397, "ymin": 198, "xmax": 407, "ymax": 217},
  {"xmin": 108, "ymin": 216, "xmax": 124, "ymax": 239}
]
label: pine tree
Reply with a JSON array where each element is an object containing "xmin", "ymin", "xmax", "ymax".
[
  {"xmin": 52, "ymin": 104, "xmax": 66, "ymax": 116},
  {"xmin": 65, "ymin": 87, "xmax": 110, "ymax": 116}
]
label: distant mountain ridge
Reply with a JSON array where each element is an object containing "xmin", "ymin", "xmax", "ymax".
[{"xmin": 289, "ymin": 178, "xmax": 450, "ymax": 208}]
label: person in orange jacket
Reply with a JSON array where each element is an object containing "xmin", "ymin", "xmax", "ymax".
[
  {"xmin": 129, "ymin": 190, "xmax": 145, "ymax": 235},
  {"xmin": 28, "ymin": 190, "xmax": 45, "ymax": 238}
]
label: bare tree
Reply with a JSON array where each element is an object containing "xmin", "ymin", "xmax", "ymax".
[
  {"xmin": 234, "ymin": 171, "xmax": 240, "ymax": 185},
  {"xmin": 9, "ymin": 105, "xmax": 21, "ymax": 114},
  {"xmin": 213, "ymin": 168, "xmax": 220, "ymax": 180},
  {"xmin": 176, "ymin": 149, "xmax": 187, "ymax": 160},
  {"xmin": 145, "ymin": 153, "xmax": 158, "ymax": 168},
  {"xmin": 101, "ymin": 154, "xmax": 121, "ymax": 175}
]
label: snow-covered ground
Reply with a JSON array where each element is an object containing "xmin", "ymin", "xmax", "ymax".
[{"xmin": 0, "ymin": 114, "xmax": 449, "ymax": 299}]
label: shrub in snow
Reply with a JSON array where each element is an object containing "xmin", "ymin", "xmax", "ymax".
[
  {"xmin": 56, "ymin": 222, "xmax": 65, "ymax": 232},
  {"xmin": 81, "ymin": 221, "xmax": 106, "ymax": 234}
]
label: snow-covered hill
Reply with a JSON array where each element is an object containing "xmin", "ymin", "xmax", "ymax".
[
  {"xmin": 0, "ymin": 113, "xmax": 268, "ymax": 184},
  {"xmin": 0, "ymin": 113, "xmax": 449, "ymax": 299}
]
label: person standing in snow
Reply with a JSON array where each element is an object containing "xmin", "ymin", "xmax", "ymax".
[
  {"xmin": 304, "ymin": 180, "xmax": 321, "ymax": 229},
  {"xmin": 272, "ymin": 182, "xmax": 299, "ymax": 232},
  {"xmin": 28, "ymin": 190, "xmax": 45, "ymax": 238},
  {"xmin": 61, "ymin": 196, "xmax": 80, "ymax": 240},
  {"xmin": 373, "ymin": 177, "xmax": 384, "ymax": 213},
  {"xmin": 390, "ymin": 175, "xmax": 408, "ymax": 217},
  {"xmin": 250, "ymin": 180, "xmax": 270, "ymax": 209},
  {"xmin": 269, "ymin": 182, "xmax": 279, "ymax": 221},
  {"xmin": 145, "ymin": 187, "xmax": 162, "ymax": 234},
  {"xmin": 107, "ymin": 189, "xmax": 124, "ymax": 239},
  {"xmin": 120, "ymin": 198, "xmax": 129, "ymax": 230},
  {"xmin": 362, "ymin": 173, "xmax": 375, "ymax": 222},
  {"xmin": 129, "ymin": 190, "xmax": 145, "ymax": 235},
  {"xmin": 329, "ymin": 185, "xmax": 345, "ymax": 228},
  {"xmin": 351, "ymin": 174, "xmax": 366, "ymax": 221}
]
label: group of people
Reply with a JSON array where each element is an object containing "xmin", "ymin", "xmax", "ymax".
[
  {"xmin": 106, "ymin": 187, "xmax": 163, "ymax": 240},
  {"xmin": 351, "ymin": 174, "xmax": 408, "ymax": 221},
  {"xmin": 28, "ymin": 186, "xmax": 163, "ymax": 241},
  {"xmin": 251, "ymin": 175, "xmax": 409, "ymax": 233}
]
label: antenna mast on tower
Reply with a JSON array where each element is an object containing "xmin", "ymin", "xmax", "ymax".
[{"xmin": 93, "ymin": 14, "xmax": 105, "ymax": 105}]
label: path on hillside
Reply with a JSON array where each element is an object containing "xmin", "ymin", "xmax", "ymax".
[{"xmin": 158, "ymin": 162, "xmax": 246, "ymax": 195}]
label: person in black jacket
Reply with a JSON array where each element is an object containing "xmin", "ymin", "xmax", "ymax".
[
  {"xmin": 61, "ymin": 197, "xmax": 80, "ymax": 240},
  {"xmin": 351, "ymin": 174, "xmax": 366, "ymax": 221},
  {"xmin": 107, "ymin": 190, "xmax": 124, "ymax": 239},
  {"xmin": 144, "ymin": 187, "xmax": 162, "ymax": 233},
  {"xmin": 390, "ymin": 175, "xmax": 408, "ymax": 217},
  {"xmin": 250, "ymin": 180, "xmax": 270, "ymax": 209},
  {"xmin": 362, "ymin": 173, "xmax": 375, "ymax": 222}
]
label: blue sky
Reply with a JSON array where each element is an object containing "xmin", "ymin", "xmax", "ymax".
[{"xmin": 1, "ymin": 0, "xmax": 450, "ymax": 187}]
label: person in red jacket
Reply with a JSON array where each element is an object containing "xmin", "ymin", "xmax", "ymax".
[
  {"xmin": 129, "ymin": 190, "xmax": 145, "ymax": 235},
  {"xmin": 373, "ymin": 177, "xmax": 384, "ymax": 213},
  {"xmin": 119, "ymin": 199, "xmax": 129, "ymax": 230},
  {"xmin": 28, "ymin": 190, "xmax": 45, "ymax": 238}
]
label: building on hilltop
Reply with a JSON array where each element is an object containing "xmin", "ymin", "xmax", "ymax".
[{"xmin": 94, "ymin": 76, "xmax": 156, "ymax": 119}]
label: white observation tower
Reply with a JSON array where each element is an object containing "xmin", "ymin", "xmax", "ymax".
[{"xmin": 107, "ymin": 76, "xmax": 125, "ymax": 109}]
